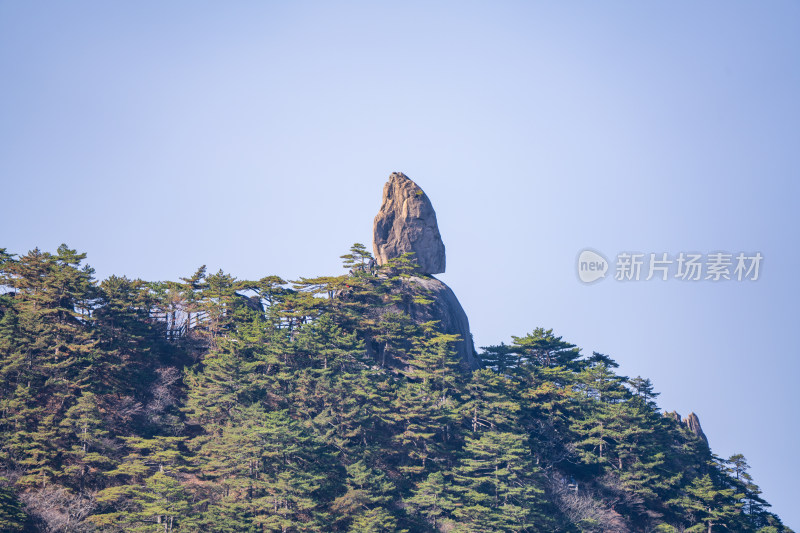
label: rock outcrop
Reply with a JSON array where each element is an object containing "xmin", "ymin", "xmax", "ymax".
[
  {"xmin": 370, "ymin": 172, "xmax": 477, "ymax": 370},
  {"xmin": 399, "ymin": 276, "xmax": 477, "ymax": 370},
  {"xmin": 373, "ymin": 172, "xmax": 446, "ymax": 275},
  {"xmin": 665, "ymin": 411, "xmax": 709, "ymax": 445},
  {"xmin": 685, "ymin": 412, "xmax": 708, "ymax": 445}
]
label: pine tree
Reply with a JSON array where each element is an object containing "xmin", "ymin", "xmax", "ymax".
[
  {"xmin": 339, "ymin": 243, "xmax": 374, "ymax": 272},
  {"xmin": 629, "ymin": 376, "xmax": 660, "ymax": 408},
  {"xmin": 510, "ymin": 327, "xmax": 581, "ymax": 369},
  {"xmin": 330, "ymin": 460, "xmax": 397, "ymax": 531},
  {"xmin": 667, "ymin": 474, "xmax": 742, "ymax": 533},
  {"xmin": 724, "ymin": 453, "xmax": 771, "ymax": 528},
  {"xmin": 0, "ymin": 481, "xmax": 28, "ymax": 532},
  {"xmin": 58, "ymin": 391, "xmax": 113, "ymax": 495},
  {"xmin": 405, "ymin": 471, "xmax": 455, "ymax": 530},
  {"xmin": 451, "ymin": 431, "xmax": 550, "ymax": 532},
  {"xmin": 461, "ymin": 369, "xmax": 519, "ymax": 434},
  {"xmin": 479, "ymin": 342, "xmax": 518, "ymax": 374},
  {"xmin": 248, "ymin": 410, "xmax": 331, "ymax": 531},
  {"xmin": 91, "ymin": 436, "xmax": 193, "ymax": 532},
  {"xmin": 294, "ymin": 314, "xmax": 364, "ymax": 374},
  {"xmin": 390, "ymin": 381, "xmax": 442, "ymax": 475},
  {"xmin": 570, "ymin": 359, "xmax": 635, "ymax": 469}
]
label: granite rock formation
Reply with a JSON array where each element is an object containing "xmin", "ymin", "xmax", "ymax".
[
  {"xmin": 371, "ymin": 172, "xmax": 477, "ymax": 370},
  {"xmin": 373, "ymin": 172, "xmax": 446, "ymax": 275},
  {"xmin": 685, "ymin": 412, "xmax": 709, "ymax": 444},
  {"xmin": 665, "ymin": 411, "xmax": 709, "ymax": 445},
  {"xmin": 399, "ymin": 275, "xmax": 477, "ymax": 370}
]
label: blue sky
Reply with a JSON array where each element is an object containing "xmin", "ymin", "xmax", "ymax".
[{"xmin": 2, "ymin": 2, "xmax": 799, "ymax": 526}]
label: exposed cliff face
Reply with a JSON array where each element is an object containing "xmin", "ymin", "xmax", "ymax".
[
  {"xmin": 373, "ymin": 172, "xmax": 446, "ymax": 275},
  {"xmin": 370, "ymin": 172, "xmax": 477, "ymax": 370},
  {"xmin": 400, "ymin": 276, "xmax": 477, "ymax": 370},
  {"xmin": 685, "ymin": 412, "xmax": 708, "ymax": 445},
  {"xmin": 665, "ymin": 411, "xmax": 709, "ymax": 445}
]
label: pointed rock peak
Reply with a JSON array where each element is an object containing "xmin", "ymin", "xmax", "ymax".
[
  {"xmin": 685, "ymin": 412, "xmax": 708, "ymax": 444},
  {"xmin": 373, "ymin": 172, "xmax": 446, "ymax": 275}
]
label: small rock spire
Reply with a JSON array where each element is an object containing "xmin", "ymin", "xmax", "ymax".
[{"xmin": 685, "ymin": 412, "xmax": 708, "ymax": 445}]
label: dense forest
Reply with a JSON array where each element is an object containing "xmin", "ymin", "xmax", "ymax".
[{"xmin": 0, "ymin": 243, "xmax": 791, "ymax": 532}]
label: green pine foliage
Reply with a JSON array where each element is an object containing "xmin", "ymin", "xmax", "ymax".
[{"xmin": 0, "ymin": 244, "xmax": 792, "ymax": 532}]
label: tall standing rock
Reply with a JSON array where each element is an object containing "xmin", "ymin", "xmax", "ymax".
[
  {"xmin": 370, "ymin": 172, "xmax": 477, "ymax": 370},
  {"xmin": 373, "ymin": 172, "xmax": 446, "ymax": 275}
]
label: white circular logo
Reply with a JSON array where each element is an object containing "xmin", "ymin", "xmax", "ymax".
[{"xmin": 577, "ymin": 249, "xmax": 608, "ymax": 283}]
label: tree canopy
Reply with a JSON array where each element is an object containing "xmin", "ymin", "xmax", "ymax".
[{"xmin": 0, "ymin": 244, "xmax": 790, "ymax": 532}]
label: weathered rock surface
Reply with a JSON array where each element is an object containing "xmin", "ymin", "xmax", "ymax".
[
  {"xmin": 359, "ymin": 272, "xmax": 478, "ymax": 371},
  {"xmin": 685, "ymin": 412, "xmax": 708, "ymax": 444},
  {"xmin": 366, "ymin": 172, "xmax": 477, "ymax": 369},
  {"xmin": 373, "ymin": 172, "xmax": 446, "ymax": 275},
  {"xmin": 402, "ymin": 276, "xmax": 477, "ymax": 370},
  {"xmin": 665, "ymin": 411, "xmax": 709, "ymax": 445}
]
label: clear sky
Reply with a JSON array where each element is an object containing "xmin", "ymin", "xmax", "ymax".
[{"xmin": 2, "ymin": 1, "xmax": 798, "ymax": 526}]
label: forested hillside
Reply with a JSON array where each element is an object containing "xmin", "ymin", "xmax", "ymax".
[{"xmin": 0, "ymin": 244, "xmax": 791, "ymax": 532}]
